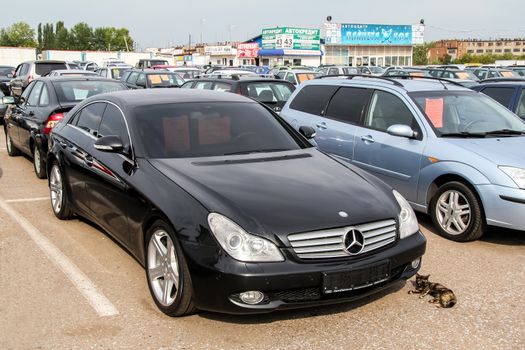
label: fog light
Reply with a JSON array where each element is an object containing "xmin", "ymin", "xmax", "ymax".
[
  {"xmin": 239, "ymin": 291, "xmax": 264, "ymax": 305},
  {"xmin": 411, "ymin": 257, "xmax": 421, "ymax": 269}
]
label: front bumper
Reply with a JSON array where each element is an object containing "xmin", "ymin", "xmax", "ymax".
[
  {"xmin": 477, "ymin": 184, "xmax": 525, "ymax": 231},
  {"xmin": 182, "ymin": 231, "xmax": 426, "ymax": 314}
]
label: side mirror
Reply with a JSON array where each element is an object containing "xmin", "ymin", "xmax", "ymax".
[
  {"xmin": 94, "ymin": 135, "xmax": 124, "ymax": 153},
  {"xmin": 7, "ymin": 73, "xmax": 13, "ymax": 78},
  {"xmin": 387, "ymin": 124, "xmax": 416, "ymax": 138},
  {"xmin": 136, "ymin": 81, "xmax": 146, "ymax": 88},
  {"xmin": 2, "ymin": 96, "xmax": 16, "ymax": 105},
  {"xmin": 299, "ymin": 125, "xmax": 317, "ymax": 139}
]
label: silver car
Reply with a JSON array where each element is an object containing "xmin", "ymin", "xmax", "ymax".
[{"xmin": 281, "ymin": 76, "xmax": 525, "ymax": 241}]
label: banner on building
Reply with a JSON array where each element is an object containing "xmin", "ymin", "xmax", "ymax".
[
  {"xmin": 237, "ymin": 43, "xmax": 259, "ymax": 58},
  {"xmin": 325, "ymin": 23, "xmax": 421, "ymax": 45},
  {"xmin": 262, "ymin": 27, "xmax": 320, "ymax": 51},
  {"xmin": 204, "ymin": 46, "xmax": 235, "ymax": 56}
]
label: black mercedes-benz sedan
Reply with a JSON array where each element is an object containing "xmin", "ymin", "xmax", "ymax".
[{"xmin": 47, "ymin": 89, "xmax": 426, "ymax": 316}]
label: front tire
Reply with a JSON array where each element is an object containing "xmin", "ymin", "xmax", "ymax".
[
  {"xmin": 5, "ymin": 129, "xmax": 21, "ymax": 156},
  {"xmin": 430, "ymin": 181, "xmax": 485, "ymax": 242},
  {"xmin": 33, "ymin": 146, "xmax": 47, "ymax": 179},
  {"xmin": 49, "ymin": 162, "xmax": 73, "ymax": 220},
  {"xmin": 145, "ymin": 220, "xmax": 196, "ymax": 317}
]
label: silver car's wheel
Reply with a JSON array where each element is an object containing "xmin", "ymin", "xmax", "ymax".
[
  {"xmin": 6, "ymin": 132, "xmax": 12, "ymax": 152},
  {"xmin": 49, "ymin": 165, "xmax": 63, "ymax": 214},
  {"xmin": 435, "ymin": 190, "xmax": 471, "ymax": 235},
  {"xmin": 147, "ymin": 229, "xmax": 180, "ymax": 307}
]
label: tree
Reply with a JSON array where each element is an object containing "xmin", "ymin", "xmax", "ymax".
[
  {"xmin": 37, "ymin": 23, "xmax": 43, "ymax": 50},
  {"xmin": 0, "ymin": 22, "xmax": 36, "ymax": 47},
  {"xmin": 55, "ymin": 21, "xmax": 70, "ymax": 50},
  {"xmin": 69, "ymin": 22, "xmax": 93, "ymax": 50},
  {"xmin": 42, "ymin": 23, "xmax": 55, "ymax": 50}
]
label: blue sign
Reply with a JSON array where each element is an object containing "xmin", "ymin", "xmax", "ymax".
[{"xmin": 341, "ymin": 24, "xmax": 412, "ymax": 45}]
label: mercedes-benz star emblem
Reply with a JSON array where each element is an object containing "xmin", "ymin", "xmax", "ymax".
[{"xmin": 343, "ymin": 229, "xmax": 365, "ymax": 255}]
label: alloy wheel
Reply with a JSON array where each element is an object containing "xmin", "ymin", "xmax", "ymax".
[
  {"xmin": 435, "ymin": 190, "xmax": 471, "ymax": 235},
  {"xmin": 147, "ymin": 229, "xmax": 180, "ymax": 307},
  {"xmin": 49, "ymin": 165, "xmax": 63, "ymax": 214},
  {"xmin": 6, "ymin": 132, "xmax": 12, "ymax": 153},
  {"xmin": 34, "ymin": 148, "xmax": 41, "ymax": 172}
]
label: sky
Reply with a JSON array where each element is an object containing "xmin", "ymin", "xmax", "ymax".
[{"xmin": 5, "ymin": 0, "xmax": 525, "ymax": 49}]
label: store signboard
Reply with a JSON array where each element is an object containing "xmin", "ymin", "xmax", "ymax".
[
  {"xmin": 325, "ymin": 23, "xmax": 420, "ymax": 45},
  {"xmin": 237, "ymin": 43, "xmax": 259, "ymax": 58},
  {"xmin": 204, "ymin": 45, "xmax": 235, "ymax": 56},
  {"xmin": 262, "ymin": 27, "xmax": 320, "ymax": 51},
  {"xmin": 412, "ymin": 24, "xmax": 425, "ymax": 45}
]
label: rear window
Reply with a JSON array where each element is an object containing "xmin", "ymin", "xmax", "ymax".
[
  {"xmin": 289, "ymin": 85, "xmax": 338, "ymax": 115},
  {"xmin": 296, "ymin": 73, "xmax": 319, "ymax": 84},
  {"xmin": 35, "ymin": 63, "xmax": 67, "ymax": 76},
  {"xmin": 111, "ymin": 68, "xmax": 129, "ymax": 80},
  {"xmin": 53, "ymin": 81, "xmax": 126, "ymax": 103},
  {"xmin": 245, "ymin": 82, "xmax": 295, "ymax": 102}
]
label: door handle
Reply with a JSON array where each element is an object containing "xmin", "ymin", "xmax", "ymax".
[
  {"xmin": 360, "ymin": 135, "xmax": 375, "ymax": 143},
  {"xmin": 316, "ymin": 122, "xmax": 327, "ymax": 130},
  {"xmin": 84, "ymin": 156, "xmax": 93, "ymax": 167},
  {"xmin": 58, "ymin": 140, "xmax": 67, "ymax": 148},
  {"xmin": 28, "ymin": 111, "xmax": 34, "ymax": 117}
]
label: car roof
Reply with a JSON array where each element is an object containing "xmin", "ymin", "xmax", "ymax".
[
  {"xmin": 128, "ymin": 69, "xmax": 178, "ymax": 74},
  {"xmin": 51, "ymin": 69, "xmax": 97, "ymax": 73},
  {"xmin": 97, "ymin": 89, "xmax": 253, "ymax": 109},
  {"xmin": 304, "ymin": 76, "xmax": 469, "ymax": 92},
  {"xmin": 477, "ymin": 81, "xmax": 525, "ymax": 87},
  {"xmin": 37, "ymin": 76, "xmax": 119, "ymax": 83},
  {"xmin": 288, "ymin": 69, "xmax": 318, "ymax": 74}
]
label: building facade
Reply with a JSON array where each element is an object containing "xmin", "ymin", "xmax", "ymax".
[
  {"xmin": 428, "ymin": 39, "xmax": 525, "ymax": 62},
  {"xmin": 323, "ymin": 23, "xmax": 424, "ymax": 67}
]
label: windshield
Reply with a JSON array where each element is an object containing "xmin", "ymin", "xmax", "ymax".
[
  {"xmin": 369, "ymin": 67, "xmax": 385, "ymax": 74},
  {"xmin": 409, "ymin": 91, "xmax": 525, "ymax": 136},
  {"xmin": 147, "ymin": 73, "xmax": 183, "ymax": 88},
  {"xmin": 343, "ymin": 67, "xmax": 359, "ymax": 74},
  {"xmin": 134, "ymin": 102, "xmax": 305, "ymax": 158},
  {"xmin": 53, "ymin": 80, "xmax": 127, "ymax": 103},
  {"xmin": 296, "ymin": 73, "xmax": 319, "ymax": 83},
  {"xmin": 245, "ymin": 82, "xmax": 295, "ymax": 103},
  {"xmin": 454, "ymin": 71, "xmax": 478, "ymax": 80},
  {"xmin": 0, "ymin": 67, "xmax": 13, "ymax": 76}
]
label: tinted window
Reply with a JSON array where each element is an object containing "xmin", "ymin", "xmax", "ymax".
[
  {"xmin": 53, "ymin": 80, "xmax": 126, "ymax": 103},
  {"xmin": 481, "ymin": 87, "xmax": 515, "ymax": 107},
  {"xmin": 27, "ymin": 81, "xmax": 44, "ymax": 106},
  {"xmin": 285, "ymin": 73, "xmax": 296, "ymax": 84},
  {"xmin": 121, "ymin": 70, "xmax": 131, "ymax": 81},
  {"xmin": 76, "ymin": 102, "xmax": 106, "ymax": 135},
  {"xmin": 110, "ymin": 68, "xmax": 129, "ymax": 80},
  {"xmin": 136, "ymin": 74, "xmax": 146, "ymax": 86},
  {"xmin": 194, "ymin": 81, "xmax": 213, "ymax": 89},
  {"xmin": 516, "ymin": 90, "xmax": 525, "ymax": 118},
  {"xmin": 20, "ymin": 64, "xmax": 30, "ymax": 75},
  {"xmin": 98, "ymin": 104, "xmax": 130, "ymax": 148},
  {"xmin": 325, "ymin": 87, "xmax": 370, "ymax": 124},
  {"xmin": 147, "ymin": 73, "xmax": 183, "ymax": 87},
  {"xmin": 35, "ymin": 62, "xmax": 67, "ymax": 76},
  {"xmin": 245, "ymin": 82, "xmax": 295, "ymax": 102},
  {"xmin": 181, "ymin": 81, "xmax": 194, "ymax": 89},
  {"xmin": 365, "ymin": 91, "xmax": 418, "ymax": 132},
  {"xmin": 289, "ymin": 85, "xmax": 338, "ymax": 115},
  {"xmin": 39, "ymin": 85, "xmax": 49, "ymax": 106},
  {"xmin": 135, "ymin": 102, "xmax": 305, "ymax": 158},
  {"xmin": 20, "ymin": 81, "xmax": 34, "ymax": 102},
  {"xmin": 328, "ymin": 68, "xmax": 339, "ymax": 75}
]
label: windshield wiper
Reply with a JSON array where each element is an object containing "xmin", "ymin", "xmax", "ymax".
[
  {"xmin": 223, "ymin": 148, "xmax": 291, "ymax": 155},
  {"xmin": 484, "ymin": 129, "xmax": 525, "ymax": 136},
  {"xmin": 440, "ymin": 132, "xmax": 486, "ymax": 138}
]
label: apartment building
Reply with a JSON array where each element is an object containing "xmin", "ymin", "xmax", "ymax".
[{"xmin": 428, "ymin": 39, "xmax": 525, "ymax": 62}]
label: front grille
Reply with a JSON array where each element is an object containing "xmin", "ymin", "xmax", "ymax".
[{"xmin": 288, "ymin": 219, "xmax": 397, "ymax": 259}]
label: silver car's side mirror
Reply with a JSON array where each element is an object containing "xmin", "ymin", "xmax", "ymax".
[
  {"xmin": 1, "ymin": 96, "xmax": 16, "ymax": 105},
  {"xmin": 387, "ymin": 124, "xmax": 416, "ymax": 138}
]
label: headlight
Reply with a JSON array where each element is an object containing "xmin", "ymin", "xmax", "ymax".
[
  {"xmin": 499, "ymin": 166, "xmax": 525, "ymax": 189},
  {"xmin": 207, "ymin": 213, "xmax": 284, "ymax": 262},
  {"xmin": 393, "ymin": 190, "xmax": 419, "ymax": 239}
]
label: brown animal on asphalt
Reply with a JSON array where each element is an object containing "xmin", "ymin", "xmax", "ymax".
[{"xmin": 408, "ymin": 274, "xmax": 457, "ymax": 308}]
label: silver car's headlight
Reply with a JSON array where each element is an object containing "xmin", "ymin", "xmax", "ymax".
[
  {"xmin": 207, "ymin": 213, "xmax": 284, "ymax": 262},
  {"xmin": 499, "ymin": 166, "xmax": 525, "ymax": 189},
  {"xmin": 393, "ymin": 190, "xmax": 419, "ymax": 239}
]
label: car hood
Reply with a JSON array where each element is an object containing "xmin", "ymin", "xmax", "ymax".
[
  {"xmin": 444, "ymin": 136, "xmax": 525, "ymax": 167},
  {"xmin": 149, "ymin": 149, "xmax": 399, "ymax": 243}
]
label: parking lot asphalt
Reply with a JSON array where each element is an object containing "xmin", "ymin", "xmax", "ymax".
[{"xmin": 0, "ymin": 131, "xmax": 523, "ymax": 350}]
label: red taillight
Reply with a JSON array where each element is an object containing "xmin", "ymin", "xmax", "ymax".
[
  {"xmin": 44, "ymin": 113, "xmax": 64, "ymax": 134},
  {"xmin": 236, "ymin": 87, "xmax": 242, "ymax": 95},
  {"xmin": 28, "ymin": 75, "xmax": 34, "ymax": 82}
]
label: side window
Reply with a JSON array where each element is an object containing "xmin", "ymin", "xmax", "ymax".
[
  {"xmin": 285, "ymin": 73, "xmax": 296, "ymax": 84},
  {"xmin": 481, "ymin": 87, "xmax": 515, "ymax": 107},
  {"xmin": 98, "ymin": 104, "xmax": 131, "ymax": 149},
  {"xmin": 473, "ymin": 70, "xmax": 484, "ymax": 80},
  {"xmin": 27, "ymin": 81, "xmax": 44, "ymax": 106},
  {"xmin": 181, "ymin": 82, "xmax": 194, "ymax": 89},
  {"xmin": 121, "ymin": 70, "xmax": 131, "ymax": 81},
  {"xmin": 14, "ymin": 64, "xmax": 23, "ymax": 77},
  {"xmin": 20, "ymin": 81, "xmax": 35, "ymax": 103},
  {"xmin": 20, "ymin": 64, "xmax": 30, "ymax": 76},
  {"xmin": 516, "ymin": 89, "xmax": 525, "ymax": 118},
  {"xmin": 365, "ymin": 90, "xmax": 419, "ymax": 133},
  {"xmin": 325, "ymin": 87, "xmax": 371, "ymax": 124},
  {"xmin": 100, "ymin": 69, "xmax": 108, "ymax": 78},
  {"xmin": 76, "ymin": 102, "xmax": 107, "ymax": 136},
  {"xmin": 127, "ymin": 72, "xmax": 139, "ymax": 84},
  {"xmin": 136, "ymin": 73, "xmax": 146, "ymax": 86},
  {"xmin": 289, "ymin": 85, "xmax": 339, "ymax": 116},
  {"xmin": 39, "ymin": 85, "xmax": 49, "ymax": 106},
  {"xmin": 488, "ymin": 71, "xmax": 499, "ymax": 78},
  {"xmin": 328, "ymin": 68, "xmax": 339, "ymax": 75},
  {"xmin": 194, "ymin": 81, "xmax": 213, "ymax": 90},
  {"xmin": 213, "ymin": 82, "xmax": 232, "ymax": 92}
]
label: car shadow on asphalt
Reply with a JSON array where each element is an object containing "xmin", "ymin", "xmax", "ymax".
[
  {"xmin": 416, "ymin": 212, "xmax": 524, "ymax": 246},
  {"xmin": 197, "ymin": 281, "xmax": 406, "ymax": 324}
]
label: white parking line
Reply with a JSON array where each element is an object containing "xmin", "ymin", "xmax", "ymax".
[
  {"xmin": 5, "ymin": 197, "xmax": 49, "ymax": 203},
  {"xmin": 0, "ymin": 196, "xmax": 119, "ymax": 317}
]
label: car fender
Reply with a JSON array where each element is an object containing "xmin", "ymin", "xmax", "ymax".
[{"xmin": 417, "ymin": 161, "xmax": 491, "ymax": 209}]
